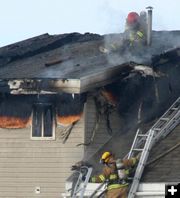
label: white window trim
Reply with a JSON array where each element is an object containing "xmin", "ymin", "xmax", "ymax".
[{"xmin": 31, "ymin": 105, "xmax": 56, "ymax": 141}]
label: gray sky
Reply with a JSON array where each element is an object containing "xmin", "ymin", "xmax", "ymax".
[{"xmin": 0, "ymin": 0, "xmax": 180, "ymax": 47}]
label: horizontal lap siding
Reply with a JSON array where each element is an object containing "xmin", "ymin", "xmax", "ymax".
[
  {"xmin": 84, "ymin": 97, "xmax": 122, "ymax": 159},
  {"xmin": 142, "ymin": 125, "xmax": 180, "ymax": 182},
  {"xmin": 0, "ymin": 114, "xmax": 85, "ymax": 197}
]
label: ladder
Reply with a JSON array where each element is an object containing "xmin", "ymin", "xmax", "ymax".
[
  {"xmin": 71, "ymin": 166, "xmax": 93, "ymax": 198},
  {"xmin": 89, "ymin": 181, "xmax": 107, "ymax": 198},
  {"xmin": 127, "ymin": 97, "xmax": 180, "ymax": 198}
]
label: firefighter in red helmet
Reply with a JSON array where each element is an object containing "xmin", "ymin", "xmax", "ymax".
[
  {"xmin": 124, "ymin": 12, "xmax": 146, "ymax": 46},
  {"xmin": 99, "ymin": 11, "xmax": 147, "ymax": 54},
  {"xmin": 127, "ymin": 12, "xmax": 139, "ymax": 27}
]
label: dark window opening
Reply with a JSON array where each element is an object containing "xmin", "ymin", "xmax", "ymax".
[{"xmin": 32, "ymin": 104, "xmax": 55, "ymax": 140}]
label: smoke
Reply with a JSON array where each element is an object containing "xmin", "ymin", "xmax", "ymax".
[
  {"xmin": 98, "ymin": 1, "xmax": 125, "ymax": 34},
  {"xmin": 84, "ymin": 47, "xmax": 180, "ymax": 172}
]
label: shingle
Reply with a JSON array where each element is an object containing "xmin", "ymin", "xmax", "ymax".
[{"xmin": 0, "ymin": 31, "xmax": 180, "ymax": 79}]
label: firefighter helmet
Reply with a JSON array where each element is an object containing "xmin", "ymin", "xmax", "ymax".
[
  {"xmin": 140, "ymin": 10, "xmax": 147, "ymax": 17},
  {"xmin": 127, "ymin": 12, "xmax": 139, "ymax": 24},
  {"xmin": 100, "ymin": 151, "xmax": 112, "ymax": 164}
]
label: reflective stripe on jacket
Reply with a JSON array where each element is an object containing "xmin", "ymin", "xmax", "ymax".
[
  {"xmin": 107, "ymin": 183, "xmax": 128, "ymax": 191},
  {"xmin": 129, "ymin": 30, "xmax": 144, "ymax": 43},
  {"xmin": 91, "ymin": 174, "xmax": 106, "ymax": 183},
  {"xmin": 90, "ymin": 157, "xmax": 138, "ymax": 190}
]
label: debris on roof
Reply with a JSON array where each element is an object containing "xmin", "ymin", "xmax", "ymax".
[
  {"xmin": 0, "ymin": 30, "xmax": 180, "ymax": 181},
  {"xmin": 0, "ymin": 31, "xmax": 179, "ymax": 94}
]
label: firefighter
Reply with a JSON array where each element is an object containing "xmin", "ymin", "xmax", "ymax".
[
  {"xmin": 90, "ymin": 151, "xmax": 139, "ymax": 198},
  {"xmin": 139, "ymin": 10, "xmax": 147, "ymax": 32},
  {"xmin": 124, "ymin": 12, "xmax": 146, "ymax": 47},
  {"xmin": 99, "ymin": 11, "xmax": 146, "ymax": 54}
]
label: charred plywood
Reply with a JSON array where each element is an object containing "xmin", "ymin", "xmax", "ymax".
[
  {"xmin": 87, "ymin": 48, "xmax": 180, "ymax": 173},
  {"xmin": 0, "ymin": 31, "xmax": 179, "ymax": 85},
  {"xmin": 0, "ymin": 64, "xmax": 132, "ymax": 94},
  {"xmin": 0, "ymin": 93, "xmax": 85, "ymax": 135},
  {"xmin": 6, "ymin": 79, "xmax": 81, "ymax": 94}
]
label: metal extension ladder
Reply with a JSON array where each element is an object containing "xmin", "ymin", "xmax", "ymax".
[
  {"xmin": 71, "ymin": 166, "xmax": 93, "ymax": 198},
  {"xmin": 127, "ymin": 97, "xmax": 180, "ymax": 198}
]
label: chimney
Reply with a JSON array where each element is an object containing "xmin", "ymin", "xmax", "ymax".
[{"xmin": 146, "ymin": 6, "xmax": 153, "ymax": 46}]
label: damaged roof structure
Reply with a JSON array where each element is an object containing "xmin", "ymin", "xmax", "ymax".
[
  {"xmin": 0, "ymin": 30, "xmax": 180, "ymax": 197},
  {"xmin": 0, "ymin": 31, "xmax": 180, "ymax": 136},
  {"xmin": 0, "ymin": 31, "xmax": 179, "ymax": 93}
]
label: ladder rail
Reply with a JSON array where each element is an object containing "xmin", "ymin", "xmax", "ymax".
[
  {"xmin": 79, "ymin": 167, "xmax": 93, "ymax": 198},
  {"xmin": 127, "ymin": 97, "xmax": 180, "ymax": 198},
  {"xmin": 128, "ymin": 129, "xmax": 155, "ymax": 198},
  {"xmin": 88, "ymin": 181, "xmax": 107, "ymax": 198},
  {"xmin": 72, "ymin": 166, "xmax": 93, "ymax": 198},
  {"xmin": 72, "ymin": 171, "xmax": 83, "ymax": 198},
  {"xmin": 128, "ymin": 129, "xmax": 140, "ymax": 159},
  {"xmin": 126, "ymin": 98, "xmax": 180, "ymax": 159},
  {"xmin": 151, "ymin": 97, "xmax": 180, "ymax": 130},
  {"xmin": 152, "ymin": 110, "xmax": 180, "ymax": 144},
  {"xmin": 70, "ymin": 97, "xmax": 180, "ymax": 198}
]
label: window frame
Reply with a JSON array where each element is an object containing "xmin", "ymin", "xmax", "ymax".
[{"xmin": 31, "ymin": 103, "xmax": 56, "ymax": 140}]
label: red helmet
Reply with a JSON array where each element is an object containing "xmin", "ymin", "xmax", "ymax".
[{"xmin": 127, "ymin": 12, "xmax": 139, "ymax": 24}]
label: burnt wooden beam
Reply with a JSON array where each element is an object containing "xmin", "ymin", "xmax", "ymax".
[
  {"xmin": 80, "ymin": 64, "xmax": 133, "ymax": 93},
  {"xmin": 0, "ymin": 62, "xmax": 161, "ymax": 95},
  {"xmin": 6, "ymin": 79, "xmax": 81, "ymax": 94},
  {"xmin": 0, "ymin": 63, "xmax": 133, "ymax": 94}
]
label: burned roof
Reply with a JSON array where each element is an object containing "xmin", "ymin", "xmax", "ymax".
[
  {"xmin": 85, "ymin": 51, "xmax": 180, "ymax": 181},
  {"xmin": 0, "ymin": 31, "xmax": 180, "ymax": 93},
  {"xmin": 0, "ymin": 30, "xmax": 180, "ymax": 181}
]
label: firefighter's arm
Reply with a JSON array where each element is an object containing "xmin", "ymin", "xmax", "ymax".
[
  {"xmin": 90, "ymin": 174, "xmax": 106, "ymax": 183},
  {"xmin": 122, "ymin": 156, "xmax": 139, "ymax": 168},
  {"xmin": 136, "ymin": 30, "xmax": 146, "ymax": 44},
  {"xmin": 90, "ymin": 167, "xmax": 110, "ymax": 183}
]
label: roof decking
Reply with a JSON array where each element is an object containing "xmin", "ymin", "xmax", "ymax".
[{"xmin": 0, "ymin": 31, "xmax": 180, "ymax": 93}]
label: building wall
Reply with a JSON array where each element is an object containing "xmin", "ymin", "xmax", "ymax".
[
  {"xmin": 84, "ymin": 96, "xmax": 122, "ymax": 161},
  {"xmin": 0, "ymin": 114, "xmax": 85, "ymax": 197},
  {"xmin": 0, "ymin": 96, "xmax": 123, "ymax": 197},
  {"xmin": 142, "ymin": 124, "xmax": 180, "ymax": 182}
]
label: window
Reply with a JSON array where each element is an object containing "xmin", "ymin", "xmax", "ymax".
[{"xmin": 31, "ymin": 104, "xmax": 55, "ymax": 140}]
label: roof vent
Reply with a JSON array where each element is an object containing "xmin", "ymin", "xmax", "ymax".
[{"xmin": 146, "ymin": 6, "xmax": 153, "ymax": 46}]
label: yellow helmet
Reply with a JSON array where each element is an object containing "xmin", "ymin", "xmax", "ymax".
[{"xmin": 100, "ymin": 151, "xmax": 112, "ymax": 164}]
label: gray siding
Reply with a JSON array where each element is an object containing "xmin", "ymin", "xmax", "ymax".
[
  {"xmin": 142, "ymin": 124, "xmax": 180, "ymax": 182},
  {"xmin": 0, "ymin": 114, "xmax": 85, "ymax": 197},
  {"xmin": 84, "ymin": 97, "xmax": 122, "ymax": 160},
  {"xmin": 0, "ymin": 97, "xmax": 123, "ymax": 197}
]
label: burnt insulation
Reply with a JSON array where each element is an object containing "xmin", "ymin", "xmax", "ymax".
[
  {"xmin": 0, "ymin": 94, "xmax": 33, "ymax": 118},
  {"xmin": 55, "ymin": 93, "xmax": 86, "ymax": 117},
  {"xmin": 102, "ymin": 55, "xmax": 180, "ymax": 127},
  {"xmin": 0, "ymin": 93, "xmax": 86, "ymax": 129}
]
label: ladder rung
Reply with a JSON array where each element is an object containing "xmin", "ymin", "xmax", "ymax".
[
  {"xmin": 160, "ymin": 117, "xmax": 169, "ymax": 121},
  {"xmin": 127, "ymin": 97, "xmax": 180, "ymax": 198},
  {"xmin": 153, "ymin": 128, "xmax": 161, "ymax": 131},
  {"xmin": 132, "ymin": 149, "xmax": 143, "ymax": 151},
  {"xmin": 137, "ymin": 134, "xmax": 148, "ymax": 137},
  {"xmin": 171, "ymin": 107, "xmax": 178, "ymax": 110}
]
